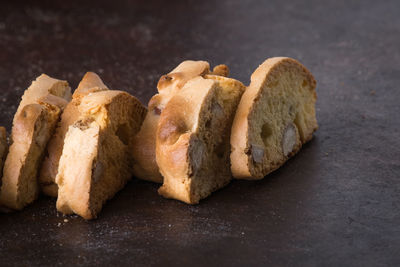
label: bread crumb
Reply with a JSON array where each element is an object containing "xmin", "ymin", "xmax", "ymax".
[
  {"xmin": 64, "ymin": 219, "xmax": 69, "ymax": 223},
  {"xmin": 370, "ymin": 90, "xmax": 376, "ymax": 96}
]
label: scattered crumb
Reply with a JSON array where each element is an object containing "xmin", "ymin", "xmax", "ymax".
[
  {"xmin": 325, "ymin": 152, "xmax": 329, "ymax": 156},
  {"xmin": 370, "ymin": 90, "xmax": 376, "ymax": 96},
  {"xmin": 168, "ymin": 224, "xmax": 171, "ymax": 227},
  {"xmin": 57, "ymin": 223, "xmax": 61, "ymax": 227},
  {"xmin": 241, "ymin": 232, "xmax": 245, "ymax": 235},
  {"xmin": 64, "ymin": 219, "xmax": 69, "ymax": 223}
]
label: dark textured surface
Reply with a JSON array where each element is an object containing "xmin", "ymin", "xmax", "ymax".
[{"xmin": 0, "ymin": 0, "xmax": 399, "ymax": 266}]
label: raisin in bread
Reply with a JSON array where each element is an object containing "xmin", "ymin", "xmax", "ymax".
[
  {"xmin": 132, "ymin": 60, "xmax": 228, "ymax": 183},
  {"xmin": 230, "ymin": 57, "xmax": 318, "ymax": 179},
  {"xmin": 156, "ymin": 75, "xmax": 245, "ymax": 204},
  {"xmin": 56, "ymin": 90, "xmax": 146, "ymax": 219},
  {"xmin": 39, "ymin": 72, "xmax": 108, "ymax": 197},
  {"xmin": 0, "ymin": 75, "xmax": 71, "ymax": 209}
]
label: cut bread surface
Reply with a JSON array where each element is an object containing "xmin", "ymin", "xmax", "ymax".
[
  {"xmin": 157, "ymin": 75, "xmax": 245, "ymax": 204},
  {"xmin": 230, "ymin": 57, "xmax": 318, "ymax": 179},
  {"xmin": 132, "ymin": 60, "xmax": 229, "ymax": 183},
  {"xmin": 39, "ymin": 72, "xmax": 108, "ymax": 197},
  {"xmin": 56, "ymin": 90, "xmax": 146, "ymax": 219},
  {"xmin": 0, "ymin": 74, "xmax": 71, "ymax": 209}
]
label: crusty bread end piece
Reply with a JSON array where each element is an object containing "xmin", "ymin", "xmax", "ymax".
[
  {"xmin": 56, "ymin": 90, "xmax": 146, "ymax": 219},
  {"xmin": 39, "ymin": 72, "xmax": 109, "ymax": 197},
  {"xmin": 230, "ymin": 57, "xmax": 318, "ymax": 179},
  {"xmin": 157, "ymin": 75, "xmax": 245, "ymax": 204}
]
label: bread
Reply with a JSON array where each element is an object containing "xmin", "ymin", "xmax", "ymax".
[
  {"xmin": 56, "ymin": 90, "xmax": 146, "ymax": 219},
  {"xmin": 14, "ymin": 74, "xmax": 71, "ymax": 121},
  {"xmin": 156, "ymin": 75, "xmax": 245, "ymax": 204},
  {"xmin": 132, "ymin": 60, "xmax": 228, "ymax": 183},
  {"xmin": 39, "ymin": 72, "xmax": 108, "ymax": 197},
  {"xmin": 230, "ymin": 57, "xmax": 318, "ymax": 179},
  {"xmin": 0, "ymin": 74, "xmax": 71, "ymax": 210},
  {"xmin": 0, "ymin": 127, "xmax": 8, "ymax": 185}
]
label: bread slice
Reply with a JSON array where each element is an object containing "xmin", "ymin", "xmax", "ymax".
[
  {"xmin": 14, "ymin": 74, "xmax": 71, "ymax": 121},
  {"xmin": 156, "ymin": 75, "xmax": 245, "ymax": 204},
  {"xmin": 132, "ymin": 60, "xmax": 229, "ymax": 183},
  {"xmin": 39, "ymin": 72, "xmax": 108, "ymax": 197},
  {"xmin": 56, "ymin": 90, "xmax": 146, "ymax": 219},
  {"xmin": 0, "ymin": 127, "xmax": 8, "ymax": 185},
  {"xmin": 230, "ymin": 57, "xmax": 318, "ymax": 179},
  {"xmin": 0, "ymin": 74, "xmax": 71, "ymax": 209}
]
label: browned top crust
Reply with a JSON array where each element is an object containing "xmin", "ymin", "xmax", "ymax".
[
  {"xmin": 0, "ymin": 73, "xmax": 69, "ymax": 209},
  {"xmin": 39, "ymin": 72, "xmax": 109, "ymax": 197},
  {"xmin": 132, "ymin": 60, "xmax": 229, "ymax": 183}
]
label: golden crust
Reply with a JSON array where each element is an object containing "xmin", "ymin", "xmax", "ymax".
[
  {"xmin": 230, "ymin": 57, "xmax": 318, "ymax": 179},
  {"xmin": 15, "ymin": 74, "xmax": 71, "ymax": 121},
  {"xmin": 0, "ymin": 103, "xmax": 62, "ymax": 209},
  {"xmin": 72, "ymin": 72, "xmax": 108, "ymax": 99},
  {"xmin": 132, "ymin": 60, "xmax": 221, "ymax": 183},
  {"xmin": 39, "ymin": 72, "xmax": 108, "ymax": 197},
  {"xmin": 56, "ymin": 90, "xmax": 146, "ymax": 219},
  {"xmin": 157, "ymin": 75, "xmax": 245, "ymax": 204},
  {"xmin": 0, "ymin": 74, "xmax": 70, "ymax": 209},
  {"xmin": 157, "ymin": 77, "xmax": 216, "ymax": 203}
]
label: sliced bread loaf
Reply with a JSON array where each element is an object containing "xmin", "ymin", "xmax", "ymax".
[
  {"xmin": 56, "ymin": 90, "xmax": 146, "ymax": 219},
  {"xmin": 230, "ymin": 57, "xmax": 318, "ymax": 179},
  {"xmin": 132, "ymin": 61, "xmax": 228, "ymax": 183},
  {"xmin": 157, "ymin": 75, "xmax": 245, "ymax": 204},
  {"xmin": 39, "ymin": 72, "xmax": 108, "ymax": 197},
  {"xmin": 0, "ymin": 75, "xmax": 71, "ymax": 209}
]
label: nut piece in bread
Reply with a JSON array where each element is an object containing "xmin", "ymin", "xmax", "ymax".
[
  {"xmin": 0, "ymin": 74, "xmax": 71, "ymax": 210},
  {"xmin": 39, "ymin": 72, "xmax": 108, "ymax": 197},
  {"xmin": 56, "ymin": 90, "xmax": 146, "ymax": 219},
  {"xmin": 156, "ymin": 75, "xmax": 245, "ymax": 204},
  {"xmin": 132, "ymin": 61, "xmax": 229, "ymax": 183},
  {"xmin": 230, "ymin": 57, "xmax": 318, "ymax": 179}
]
